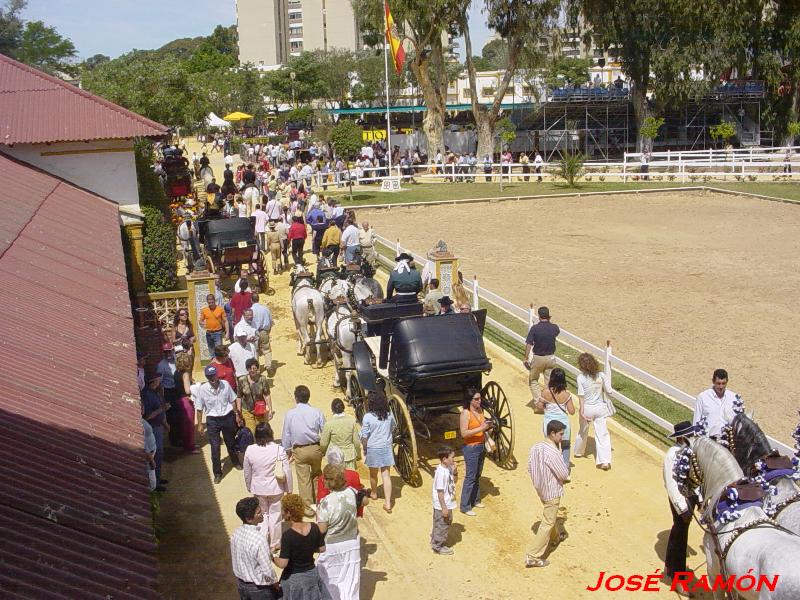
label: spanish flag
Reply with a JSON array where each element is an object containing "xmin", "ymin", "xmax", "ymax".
[{"xmin": 384, "ymin": 1, "xmax": 405, "ymax": 75}]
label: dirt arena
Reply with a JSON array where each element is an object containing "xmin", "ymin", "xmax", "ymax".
[{"xmin": 362, "ymin": 190, "xmax": 800, "ymax": 442}]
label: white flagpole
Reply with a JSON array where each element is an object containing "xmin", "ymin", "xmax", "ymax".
[{"xmin": 383, "ymin": 5, "xmax": 393, "ymax": 176}]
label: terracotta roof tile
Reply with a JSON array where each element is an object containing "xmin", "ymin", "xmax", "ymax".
[
  {"xmin": 0, "ymin": 152, "xmax": 159, "ymax": 598},
  {"xmin": 0, "ymin": 54, "xmax": 169, "ymax": 145}
]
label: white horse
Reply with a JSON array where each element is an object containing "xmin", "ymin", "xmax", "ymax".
[
  {"xmin": 242, "ymin": 185, "xmax": 260, "ymax": 215},
  {"xmin": 200, "ymin": 166, "xmax": 214, "ymax": 187},
  {"xmin": 689, "ymin": 437, "xmax": 800, "ymax": 600},
  {"xmin": 325, "ymin": 301, "xmax": 363, "ymax": 396},
  {"xmin": 290, "ymin": 265, "xmax": 326, "ymax": 365}
]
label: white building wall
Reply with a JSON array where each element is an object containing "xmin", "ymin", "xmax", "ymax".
[{"xmin": 4, "ymin": 139, "xmax": 140, "ymax": 207}]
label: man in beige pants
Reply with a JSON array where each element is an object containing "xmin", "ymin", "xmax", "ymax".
[
  {"xmin": 523, "ymin": 306, "xmax": 560, "ymax": 404},
  {"xmin": 281, "ymin": 386, "xmax": 325, "ymax": 517}
]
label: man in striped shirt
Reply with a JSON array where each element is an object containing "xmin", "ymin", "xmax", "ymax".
[
  {"xmin": 230, "ymin": 497, "xmax": 279, "ymax": 599},
  {"xmin": 526, "ymin": 420, "xmax": 570, "ymax": 568}
]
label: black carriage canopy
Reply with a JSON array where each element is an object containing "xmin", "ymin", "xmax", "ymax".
[
  {"xmin": 388, "ymin": 313, "xmax": 492, "ymax": 385},
  {"xmin": 203, "ymin": 217, "xmax": 256, "ymax": 253}
]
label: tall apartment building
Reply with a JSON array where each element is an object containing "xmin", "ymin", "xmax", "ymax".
[{"xmin": 236, "ymin": 0, "xmax": 361, "ymax": 67}]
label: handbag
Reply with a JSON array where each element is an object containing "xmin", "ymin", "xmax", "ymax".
[
  {"xmin": 599, "ymin": 377, "xmax": 616, "ymax": 417},
  {"xmin": 274, "ymin": 446, "xmax": 286, "ymax": 483},
  {"xmin": 247, "ymin": 376, "xmax": 268, "ymax": 417}
]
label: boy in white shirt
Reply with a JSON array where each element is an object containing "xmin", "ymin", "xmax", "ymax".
[{"xmin": 431, "ymin": 446, "xmax": 458, "ymax": 555}]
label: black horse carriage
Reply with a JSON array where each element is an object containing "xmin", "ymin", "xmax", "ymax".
[
  {"xmin": 201, "ymin": 217, "xmax": 270, "ymax": 293},
  {"xmin": 349, "ymin": 302, "xmax": 516, "ymax": 486}
]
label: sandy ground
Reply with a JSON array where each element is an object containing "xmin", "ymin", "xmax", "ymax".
[
  {"xmin": 361, "ymin": 191, "xmax": 800, "ymax": 443},
  {"xmin": 157, "ymin": 252, "xmax": 714, "ymax": 600}
]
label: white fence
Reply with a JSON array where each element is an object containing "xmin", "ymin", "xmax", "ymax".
[
  {"xmin": 307, "ymin": 156, "xmax": 800, "ymax": 188},
  {"xmin": 371, "ymin": 232, "xmax": 794, "ymax": 455}
]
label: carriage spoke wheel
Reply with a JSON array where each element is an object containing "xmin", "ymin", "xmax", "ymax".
[
  {"xmin": 333, "ymin": 349, "xmax": 347, "ymax": 391},
  {"xmin": 350, "ymin": 377, "xmax": 366, "ymax": 423},
  {"xmin": 481, "ymin": 381, "xmax": 516, "ymax": 469},
  {"xmin": 205, "ymin": 255, "xmax": 216, "ymax": 274},
  {"xmin": 390, "ymin": 393, "xmax": 421, "ymax": 487}
]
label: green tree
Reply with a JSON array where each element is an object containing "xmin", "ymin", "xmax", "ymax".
[
  {"xmin": 185, "ymin": 40, "xmax": 236, "ymax": 74},
  {"xmin": 481, "ymin": 38, "xmax": 508, "ymax": 70},
  {"xmin": 0, "ymin": 0, "xmax": 25, "ymax": 56},
  {"xmin": 14, "ymin": 19, "xmax": 77, "ymax": 75},
  {"xmin": 470, "ymin": 55, "xmax": 493, "ymax": 71},
  {"xmin": 496, "ymin": 116, "xmax": 517, "ymax": 150},
  {"xmin": 351, "ymin": 49, "xmax": 406, "ymax": 106},
  {"xmin": 639, "ymin": 116, "xmax": 664, "ymax": 142},
  {"xmin": 263, "ymin": 52, "xmax": 326, "ymax": 106},
  {"xmin": 208, "ymin": 24, "xmax": 238, "ymax": 57},
  {"xmin": 330, "ymin": 120, "xmax": 363, "ymax": 160},
  {"xmin": 709, "ymin": 121, "xmax": 736, "ymax": 147},
  {"xmin": 574, "ymin": 0, "xmax": 725, "ymax": 152},
  {"xmin": 543, "ymin": 56, "xmax": 591, "ymax": 88},
  {"xmin": 82, "ymin": 53, "xmax": 110, "ymax": 70},
  {"xmin": 353, "ymin": 0, "xmax": 464, "ymax": 156},
  {"xmin": 555, "ymin": 152, "xmax": 585, "ymax": 187},
  {"xmin": 315, "ymin": 48, "xmax": 357, "ymax": 107},
  {"xmin": 461, "ymin": 0, "xmax": 559, "ymax": 158}
]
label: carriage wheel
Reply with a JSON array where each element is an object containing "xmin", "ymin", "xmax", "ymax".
[
  {"xmin": 332, "ymin": 348, "xmax": 348, "ymax": 391},
  {"xmin": 390, "ymin": 393, "xmax": 422, "ymax": 487},
  {"xmin": 350, "ymin": 377, "xmax": 366, "ymax": 422},
  {"xmin": 481, "ymin": 381, "xmax": 516, "ymax": 469},
  {"xmin": 206, "ymin": 255, "xmax": 216, "ymax": 274}
]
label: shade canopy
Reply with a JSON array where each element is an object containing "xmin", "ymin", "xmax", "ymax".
[
  {"xmin": 223, "ymin": 111, "xmax": 254, "ymax": 121},
  {"xmin": 206, "ymin": 112, "xmax": 230, "ymax": 128}
]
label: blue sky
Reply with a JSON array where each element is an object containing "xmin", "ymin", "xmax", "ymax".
[{"xmin": 23, "ymin": 0, "xmax": 493, "ymax": 60}]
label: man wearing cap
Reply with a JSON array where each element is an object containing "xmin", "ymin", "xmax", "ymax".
[
  {"xmin": 141, "ymin": 373, "xmax": 169, "ymax": 491},
  {"xmin": 195, "ymin": 365, "xmax": 240, "ymax": 484},
  {"xmin": 265, "ymin": 221, "xmax": 283, "ymax": 274},
  {"xmin": 692, "ymin": 368, "xmax": 741, "ymax": 439},
  {"xmin": 661, "ymin": 421, "xmax": 699, "ymax": 595},
  {"xmin": 523, "ymin": 307, "xmax": 560, "ymax": 405},
  {"xmin": 437, "ymin": 296, "xmax": 456, "ymax": 315},
  {"xmin": 387, "ymin": 252, "xmax": 423, "ymax": 303},
  {"xmin": 229, "ymin": 326, "xmax": 258, "ymax": 379}
]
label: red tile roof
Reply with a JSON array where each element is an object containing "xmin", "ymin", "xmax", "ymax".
[
  {"xmin": 0, "ymin": 53, "xmax": 169, "ymax": 145},
  {"xmin": 0, "ymin": 152, "xmax": 159, "ymax": 599}
]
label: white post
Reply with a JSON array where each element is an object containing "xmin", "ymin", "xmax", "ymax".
[
  {"xmin": 622, "ymin": 156, "xmax": 627, "ymax": 183},
  {"xmin": 528, "ymin": 303, "xmax": 536, "ymax": 329},
  {"xmin": 471, "ymin": 275, "xmax": 480, "ymax": 311},
  {"xmin": 604, "ymin": 339, "xmax": 613, "ymax": 380}
]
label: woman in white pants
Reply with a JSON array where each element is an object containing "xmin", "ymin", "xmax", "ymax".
[{"xmin": 574, "ymin": 353, "xmax": 614, "ymax": 470}]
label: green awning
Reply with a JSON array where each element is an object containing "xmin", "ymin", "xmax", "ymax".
[{"xmin": 328, "ymin": 102, "xmax": 537, "ymax": 115}]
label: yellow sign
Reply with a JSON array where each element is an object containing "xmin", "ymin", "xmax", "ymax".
[
  {"xmin": 362, "ymin": 129, "xmax": 387, "ymax": 141},
  {"xmin": 444, "ymin": 430, "xmax": 457, "ymax": 440}
]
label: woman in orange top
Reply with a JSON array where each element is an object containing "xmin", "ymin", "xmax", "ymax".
[{"xmin": 458, "ymin": 386, "xmax": 494, "ymax": 516}]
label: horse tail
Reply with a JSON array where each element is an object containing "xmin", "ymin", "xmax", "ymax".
[{"xmin": 307, "ymin": 298, "xmax": 315, "ymax": 323}]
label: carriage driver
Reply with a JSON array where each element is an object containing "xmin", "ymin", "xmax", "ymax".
[{"xmin": 386, "ymin": 252, "xmax": 423, "ymax": 303}]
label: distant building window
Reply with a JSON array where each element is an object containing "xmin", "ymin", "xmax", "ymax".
[
  {"xmin": 481, "ymin": 87, "xmax": 496, "ymax": 97},
  {"xmin": 522, "ymin": 85, "xmax": 536, "ymax": 96},
  {"xmin": 463, "ymin": 89, "xmax": 471, "ymax": 98},
  {"xmin": 290, "ymin": 41, "xmax": 303, "ymax": 50}
]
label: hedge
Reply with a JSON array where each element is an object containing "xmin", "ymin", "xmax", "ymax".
[
  {"xmin": 141, "ymin": 205, "xmax": 178, "ymax": 293},
  {"xmin": 135, "ymin": 139, "xmax": 170, "ymax": 214}
]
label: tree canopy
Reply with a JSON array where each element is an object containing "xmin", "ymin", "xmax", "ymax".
[{"xmin": 1, "ymin": 0, "xmax": 78, "ymax": 75}]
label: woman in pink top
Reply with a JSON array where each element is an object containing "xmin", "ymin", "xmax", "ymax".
[{"xmin": 243, "ymin": 422, "xmax": 292, "ymax": 551}]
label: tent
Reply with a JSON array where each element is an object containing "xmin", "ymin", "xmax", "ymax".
[
  {"xmin": 206, "ymin": 112, "xmax": 230, "ymax": 128},
  {"xmin": 223, "ymin": 111, "xmax": 254, "ymax": 122}
]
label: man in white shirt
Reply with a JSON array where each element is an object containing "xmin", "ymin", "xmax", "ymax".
[
  {"xmin": 692, "ymin": 368, "xmax": 741, "ymax": 438},
  {"xmin": 661, "ymin": 421, "xmax": 699, "ymax": 592},
  {"xmin": 340, "ymin": 218, "xmax": 361, "ymax": 264},
  {"xmin": 265, "ymin": 195, "xmax": 282, "ymax": 221},
  {"xmin": 431, "ymin": 446, "xmax": 458, "ymax": 555},
  {"xmin": 534, "ymin": 151, "xmax": 544, "ymax": 182},
  {"xmin": 229, "ymin": 328, "xmax": 258, "ymax": 378},
  {"xmin": 252, "ymin": 204, "xmax": 268, "ymax": 250},
  {"xmin": 156, "ymin": 343, "xmax": 178, "ymax": 404},
  {"xmin": 231, "ymin": 497, "xmax": 279, "ymax": 598},
  {"xmin": 225, "ymin": 153, "xmax": 234, "ymax": 168},
  {"xmin": 195, "ymin": 365, "xmax": 240, "ymax": 482}
]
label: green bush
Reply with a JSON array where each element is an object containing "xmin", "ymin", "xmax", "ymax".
[
  {"xmin": 640, "ymin": 116, "xmax": 665, "ymax": 141},
  {"xmin": 330, "ymin": 120, "xmax": 363, "ymax": 160},
  {"xmin": 555, "ymin": 153, "xmax": 586, "ymax": 187},
  {"xmin": 276, "ymin": 106, "xmax": 314, "ymax": 127},
  {"xmin": 135, "ymin": 139, "xmax": 170, "ymax": 214},
  {"xmin": 141, "ymin": 205, "xmax": 178, "ymax": 292}
]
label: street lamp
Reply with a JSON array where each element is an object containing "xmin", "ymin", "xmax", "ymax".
[{"xmin": 290, "ymin": 70, "xmax": 297, "ymax": 108}]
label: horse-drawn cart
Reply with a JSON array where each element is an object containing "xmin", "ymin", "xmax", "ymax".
[
  {"xmin": 162, "ymin": 147, "xmax": 193, "ymax": 201},
  {"xmin": 202, "ymin": 217, "xmax": 270, "ymax": 293},
  {"xmin": 349, "ymin": 304, "xmax": 516, "ymax": 486}
]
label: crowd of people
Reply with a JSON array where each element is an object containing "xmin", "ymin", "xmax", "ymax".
[{"xmin": 143, "ymin": 140, "xmax": 753, "ymax": 599}]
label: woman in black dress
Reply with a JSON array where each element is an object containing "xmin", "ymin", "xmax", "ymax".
[{"xmin": 274, "ymin": 494, "xmax": 331, "ymax": 600}]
